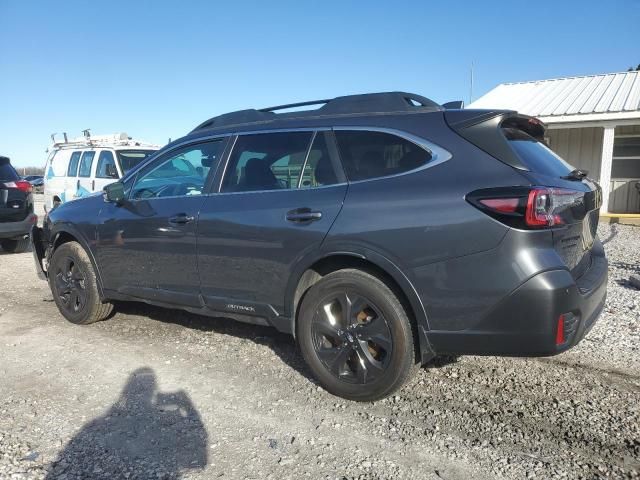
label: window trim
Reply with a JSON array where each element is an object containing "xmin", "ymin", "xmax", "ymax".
[{"xmin": 125, "ymin": 126, "xmax": 451, "ymax": 197}]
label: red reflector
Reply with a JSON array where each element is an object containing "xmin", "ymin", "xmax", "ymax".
[
  {"xmin": 479, "ymin": 198, "xmax": 519, "ymax": 213},
  {"xmin": 15, "ymin": 180, "xmax": 33, "ymax": 193},
  {"xmin": 555, "ymin": 314, "xmax": 565, "ymax": 345}
]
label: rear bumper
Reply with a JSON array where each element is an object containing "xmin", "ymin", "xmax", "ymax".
[
  {"xmin": 428, "ymin": 249, "xmax": 608, "ymax": 356},
  {"xmin": 0, "ymin": 214, "xmax": 37, "ymax": 239}
]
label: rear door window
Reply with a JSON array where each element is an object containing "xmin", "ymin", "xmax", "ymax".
[
  {"xmin": 503, "ymin": 127, "xmax": 574, "ymax": 178},
  {"xmin": 221, "ymin": 132, "xmax": 313, "ymax": 192},
  {"xmin": 334, "ymin": 130, "xmax": 431, "ymax": 181},
  {"xmin": 78, "ymin": 151, "xmax": 95, "ymax": 177},
  {"xmin": 67, "ymin": 151, "xmax": 82, "ymax": 177}
]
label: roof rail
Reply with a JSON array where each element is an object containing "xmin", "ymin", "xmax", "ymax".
[{"xmin": 192, "ymin": 91, "xmax": 442, "ymax": 132}]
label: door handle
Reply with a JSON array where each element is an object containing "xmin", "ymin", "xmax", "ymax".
[
  {"xmin": 168, "ymin": 214, "xmax": 195, "ymax": 225},
  {"xmin": 286, "ymin": 208, "xmax": 322, "ymax": 223}
]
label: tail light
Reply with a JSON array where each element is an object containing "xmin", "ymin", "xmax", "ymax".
[
  {"xmin": 3, "ymin": 180, "xmax": 33, "ymax": 193},
  {"xmin": 467, "ymin": 186, "xmax": 584, "ymax": 229}
]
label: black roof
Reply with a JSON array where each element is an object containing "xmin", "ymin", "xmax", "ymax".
[{"xmin": 192, "ymin": 92, "xmax": 443, "ymax": 133}]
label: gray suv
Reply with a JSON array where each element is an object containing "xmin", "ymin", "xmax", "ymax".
[{"xmin": 31, "ymin": 92, "xmax": 607, "ymax": 401}]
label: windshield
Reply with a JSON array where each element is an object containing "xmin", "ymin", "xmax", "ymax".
[
  {"xmin": 116, "ymin": 150, "xmax": 157, "ymax": 174},
  {"xmin": 503, "ymin": 128, "xmax": 575, "ymax": 178}
]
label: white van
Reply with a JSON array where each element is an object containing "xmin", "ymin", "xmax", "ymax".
[{"xmin": 44, "ymin": 132, "xmax": 160, "ymax": 210}]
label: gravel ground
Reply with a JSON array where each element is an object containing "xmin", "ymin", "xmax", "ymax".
[{"xmin": 0, "ymin": 198, "xmax": 638, "ymax": 479}]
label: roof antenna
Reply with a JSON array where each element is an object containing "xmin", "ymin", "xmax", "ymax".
[
  {"xmin": 469, "ymin": 61, "xmax": 474, "ymax": 105},
  {"xmin": 82, "ymin": 129, "xmax": 91, "ymax": 140}
]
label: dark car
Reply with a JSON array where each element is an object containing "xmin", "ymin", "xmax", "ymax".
[
  {"xmin": 31, "ymin": 92, "xmax": 607, "ymax": 401},
  {"xmin": 24, "ymin": 175, "xmax": 44, "ymax": 192},
  {"xmin": 0, "ymin": 156, "xmax": 37, "ymax": 253}
]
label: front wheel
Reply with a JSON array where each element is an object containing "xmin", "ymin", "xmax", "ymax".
[
  {"xmin": 48, "ymin": 241, "xmax": 113, "ymax": 324},
  {"xmin": 297, "ymin": 269, "xmax": 417, "ymax": 402}
]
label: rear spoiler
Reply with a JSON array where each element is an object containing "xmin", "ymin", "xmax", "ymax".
[{"xmin": 444, "ymin": 110, "xmax": 547, "ymax": 171}]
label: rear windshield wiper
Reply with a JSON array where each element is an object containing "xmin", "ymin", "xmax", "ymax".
[{"xmin": 562, "ymin": 169, "xmax": 588, "ymax": 181}]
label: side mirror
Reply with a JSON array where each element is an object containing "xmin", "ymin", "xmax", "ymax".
[
  {"xmin": 103, "ymin": 182, "xmax": 125, "ymax": 203},
  {"xmin": 106, "ymin": 164, "xmax": 119, "ymax": 179}
]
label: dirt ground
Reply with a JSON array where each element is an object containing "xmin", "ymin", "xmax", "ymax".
[{"xmin": 0, "ymin": 196, "xmax": 638, "ymax": 479}]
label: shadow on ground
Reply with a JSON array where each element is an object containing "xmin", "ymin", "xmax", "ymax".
[
  {"xmin": 114, "ymin": 301, "xmax": 319, "ymax": 384},
  {"xmin": 46, "ymin": 367, "xmax": 208, "ymax": 480},
  {"xmin": 112, "ymin": 301, "xmax": 460, "ymax": 386}
]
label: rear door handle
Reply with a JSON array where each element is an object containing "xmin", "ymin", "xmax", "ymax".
[
  {"xmin": 169, "ymin": 214, "xmax": 195, "ymax": 225},
  {"xmin": 286, "ymin": 208, "xmax": 322, "ymax": 223}
]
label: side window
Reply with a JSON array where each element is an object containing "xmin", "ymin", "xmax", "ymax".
[
  {"xmin": 131, "ymin": 140, "xmax": 223, "ymax": 200},
  {"xmin": 67, "ymin": 151, "xmax": 82, "ymax": 177},
  {"xmin": 221, "ymin": 132, "xmax": 312, "ymax": 192},
  {"xmin": 300, "ymin": 132, "xmax": 339, "ymax": 188},
  {"xmin": 334, "ymin": 131, "xmax": 431, "ymax": 181},
  {"xmin": 78, "ymin": 151, "xmax": 95, "ymax": 178},
  {"xmin": 96, "ymin": 151, "xmax": 118, "ymax": 179}
]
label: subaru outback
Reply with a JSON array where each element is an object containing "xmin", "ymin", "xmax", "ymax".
[{"xmin": 31, "ymin": 92, "xmax": 607, "ymax": 401}]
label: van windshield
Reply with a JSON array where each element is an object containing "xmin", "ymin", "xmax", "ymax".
[{"xmin": 116, "ymin": 150, "xmax": 157, "ymax": 174}]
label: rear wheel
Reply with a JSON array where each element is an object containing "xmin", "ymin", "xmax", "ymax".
[
  {"xmin": 48, "ymin": 241, "xmax": 113, "ymax": 324},
  {"xmin": 0, "ymin": 238, "xmax": 30, "ymax": 253},
  {"xmin": 297, "ymin": 269, "xmax": 417, "ymax": 401}
]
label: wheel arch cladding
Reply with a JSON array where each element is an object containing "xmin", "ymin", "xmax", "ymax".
[
  {"xmin": 288, "ymin": 253, "xmax": 436, "ymax": 364},
  {"xmin": 51, "ymin": 227, "xmax": 106, "ymax": 299}
]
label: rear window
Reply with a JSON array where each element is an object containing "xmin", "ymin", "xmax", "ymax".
[
  {"xmin": 0, "ymin": 157, "xmax": 19, "ymax": 181},
  {"xmin": 334, "ymin": 130, "xmax": 431, "ymax": 181},
  {"xmin": 503, "ymin": 127, "xmax": 574, "ymax": 178},
  {"xmin": 117, "ymin": 150, "xmax": 156, "ymax": 174}
]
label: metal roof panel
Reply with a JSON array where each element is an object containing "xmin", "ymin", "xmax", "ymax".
[{"xmin": 469, "ymin": 71, "xmax": 640, "ymax": 118}]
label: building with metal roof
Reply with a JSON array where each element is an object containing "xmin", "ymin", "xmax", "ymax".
[{"xmin": 469, "ymin": 71, "xmax": 640, "ymax": 215}]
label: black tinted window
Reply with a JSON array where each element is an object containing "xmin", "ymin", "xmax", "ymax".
[
  {"xmin": 78, "ymin": 151, "xmax": 95, "ymax": 177},
  {"xmin": 334, "ymin": 131, "xmax": 431, "ymax": 181},
  {"xmin": 0, "ymin": 158, "xmax": 18, "ymax": 181},
  {"xmin": 300, "ymin": 132, "xmax": 339, "ymax": 188},
  {"xmin": 67, "ymin": 151, "xmax": 82, "ymax": 176},
  {"xmin": 504, "ymin": 128, "xmax": 574, "ymax": 178},
  {"xmin": 96, "ymin": 151, "xmax": 118, "ymax": 178},
  {"xmin": 222, "ymin": 132, "xmax": 312, "ymax": 192}
]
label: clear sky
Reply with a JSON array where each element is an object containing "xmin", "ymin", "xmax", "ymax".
[{"xmin": 1, "ymin": 0, "xmax": 638, "ymax": 167}]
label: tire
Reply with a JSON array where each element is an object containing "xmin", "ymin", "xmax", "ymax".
[
  {"xmin": 297, "ymin": 269, "xmax": 417, "ymax": 402},
  {"xmin": 0, "ymin": 237, "xmax": 30, "ymax": 253},
  {"xmin": 48, "ymin": 241, "xmax": 113, "ymax": 325}
]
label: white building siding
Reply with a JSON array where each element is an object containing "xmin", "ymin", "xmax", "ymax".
[{"xmin": 547, "ymin": 127, "xmax": 604, "ymax": 179}]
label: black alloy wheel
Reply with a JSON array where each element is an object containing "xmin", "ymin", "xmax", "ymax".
[
  {"xmin": 53, "ymin": 255, "xmax": 88, "ymax": 314},
  {"xmin": 298, "ymin": 269, "xmax": 417, "ymax": 402},
  {"xmin": 311, "ymin": 291, "xmax": 393, "ymax": 384},
  {"xmin": 48, "ymin": 241, "xmax": 114, "ymax": 325}
]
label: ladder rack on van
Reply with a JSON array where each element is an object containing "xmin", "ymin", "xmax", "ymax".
[{"xmin": 49, "ymin": 131, "xmax": 158, "ymax": 150}]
